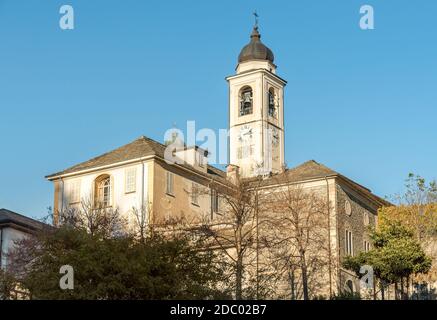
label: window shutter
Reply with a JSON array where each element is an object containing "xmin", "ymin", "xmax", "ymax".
[
  {"xmin": 125, "ymin": 167, "xmax": 137, "ymax": 193},
  {"xmin": 166, "ymin": 172, "xmax": 174, "ymax": 195}
]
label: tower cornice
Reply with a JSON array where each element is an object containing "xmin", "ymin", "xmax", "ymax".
[{"xmin": 226, "ymin": 68, "xmax": 287, "ymax": 86}]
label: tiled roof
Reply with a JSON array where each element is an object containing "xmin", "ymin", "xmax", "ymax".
[
  {"xmin": 0, "ymin": 208, "xmax": 48, "ymax": 231},
  {"xmin": 277, "ymin": 160, "xmax": 339, "ymax": 183},
  {"xmin": 46, "ymin": 136, "xmax": 227, "ymax": 182},
  {"xmin": 245, "ymin": 160, "xmax": 337, "ymax": 186},
  {"xmin": 45, "ymin": 137, "xmax": 388, "ymax": 207},
  {"xmin": 253, "ymin": 160, "xmax": 389, "ymax": 206},
  {"xmin": 46, "ymin": 136, "xmax": 163, "ymax": 178}
]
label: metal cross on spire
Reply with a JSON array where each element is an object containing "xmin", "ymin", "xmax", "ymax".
[{"xmin": 253, "ymin": 11, "xmax": 259, "ymax": 28}]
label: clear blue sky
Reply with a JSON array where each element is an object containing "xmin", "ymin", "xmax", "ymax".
[{"xmin": 0, "ymin": 0, "xmax": 436, "ymax": 219}]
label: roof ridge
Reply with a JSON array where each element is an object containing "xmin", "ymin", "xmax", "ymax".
[
  {"xmin": 0, "ymin": 208, "xmax": 47, "ymax": 226},
  {"xmin": 298, "ymin": 160, "xmax": 373, "ymax": 193},
  {"xmin": 289, "ymin": 159, "xmax": 337, "ymax": 175},
  {"xmin": 83, "ymin": 136, "xmax": 150, "ymax": 164},
  {"xmin": 310, "ymin": 160, "xmax": 338, "ymax": 174},
  {"xmin": 46, "ymin": 136, "xmax": 161, "ymax": 178},
  {"xmin": 139, "ymin": 135, "xmax": 167, "ymax": 150},
  {"xmin": 0, "ymin": 208, "xmax": 25, "ymax": 216}
]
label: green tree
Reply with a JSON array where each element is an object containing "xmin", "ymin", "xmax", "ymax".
[
  {"xmin": 379, "ymin": 174, "xmax": 437, "ymax": 288},
  {"xmin": 8, "ymin": 226, "xmax": 229, "ymax": 300},
  {"xmin": 343, "ymin": 221, "xmax": 431, "ymax": 300}
]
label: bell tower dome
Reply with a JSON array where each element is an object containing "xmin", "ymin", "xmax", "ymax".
[{"xmin": 238, "ymin": 26, "xmax": 275, "ymax": 64}]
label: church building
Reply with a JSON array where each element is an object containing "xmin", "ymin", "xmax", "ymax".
[{"xmin": 46, "ymin": 24, "xmax": 389, "ymax": 298}]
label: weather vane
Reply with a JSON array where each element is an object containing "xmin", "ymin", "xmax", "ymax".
[{"xmin": 253, "ymin": 11, "xmax": 259, "ymax": 28}]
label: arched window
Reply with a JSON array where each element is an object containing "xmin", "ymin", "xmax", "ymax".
[
  {"xmin": 268, "ymin": 88, "xmax": 276, "ymax": 118},
  {"xmin": 95, "ymin": 174, "xmax": 111, "ymax": 207},
  {"xmin": 346, "ymin": 280, "xmax": 354, "ymax": 293},
  {"xmin": 239, "ymin": 86, "xmax": 253, "ymax": 116}
]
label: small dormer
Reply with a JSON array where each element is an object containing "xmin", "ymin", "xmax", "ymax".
[{"xmin": 174, "ymin": 146, "xmax": 208, "ymax": 172}]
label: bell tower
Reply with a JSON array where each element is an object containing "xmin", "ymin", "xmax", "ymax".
[{"xmin": 227, "ymin": 24, "xmax": 287, "ymax": 178}]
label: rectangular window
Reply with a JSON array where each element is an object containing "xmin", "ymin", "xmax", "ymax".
[
  {"xmin": 211, "ymin": 189, "xmax": 219, "ymax": 219},
  {"xmin": 345, "ymin": 230, "xmax": 353, "ymax": 256},
  {"xmin": 69, "ymin": 180, "xmax": 81, "ymax": 204},
  {"xmin": 166, "ymin": 172, "xmax": 174, "ymax": 195},
  {"xmin": 125, "ymin": 167, "xmax": 137, "ymax": 193},
  {"xmin": 243, "ymin": 145, "xmax": 250, "ymax": 158},
  {"xmin": 364, "ymin": 241, "xmax": 371, "ymax": 252},
  {"xmin": 191, "ymin": 182, "xmax": 199, "ymax": 206},
  {"xmin": 237, "ymin": 145, "xmax": 254, "ymax": 159},
  {"xmin": 197, "ymin": 153, "xmax": 204, "ymax": 167}
]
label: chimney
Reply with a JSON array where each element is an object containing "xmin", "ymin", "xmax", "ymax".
[{"xmin": 226, "ymin": 164, "xmax": 240, "ymax": 185}]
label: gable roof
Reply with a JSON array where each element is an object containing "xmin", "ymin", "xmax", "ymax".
[
  {"xmin": 46, "ymin": 136, "xmax": 227, "ymax": 181},
  {"xmin": 254, "ymin": 160, "xmax": 390, "ymax": 207},
  {"xmin": 278, "ymin": 160, "xmax": 339, "ymax": 183},
  {"xmin": 45, "ymin": 137, "xmax": 388, "ymax": 207},
  {"xmin": 46, "ymin": 136, "xmax": 163, "ymax": 178},
  {"xmin": 0, "ymin": 208, "xmax": 48, "ymax": 232}
]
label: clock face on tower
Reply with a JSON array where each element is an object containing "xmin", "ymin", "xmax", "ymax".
[
  {"xmin": 271, "ymin": 127, "xmax": 280, "ymax": 147},
  {"xmin": 238, "ymin": 125, "xmax": 253, "ymax": 143}
]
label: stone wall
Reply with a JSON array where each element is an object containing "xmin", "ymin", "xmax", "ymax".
[{"xmin": 336, "ymin": 181, "xmax": 378, "ymax": 295}]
